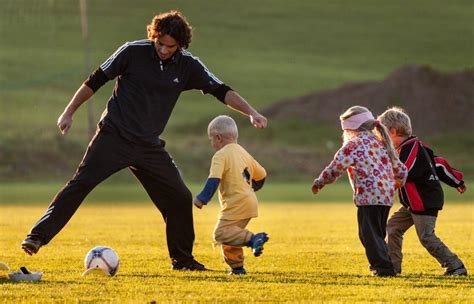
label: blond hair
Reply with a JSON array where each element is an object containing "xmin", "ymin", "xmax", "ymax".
[
  {"xmin": 377, "ymin": 107, "xmax": 412, "ymax": 137},
  {"xmin": 340, "ymin": 106, "xmax": 397, "ymax": 162},
  {"xmin": 208, "ymin": 115, "xmax": 238, "ymax": 140}
]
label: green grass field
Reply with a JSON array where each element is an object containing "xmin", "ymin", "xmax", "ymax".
[
  {"xmin": 1, "ymin": 0, "xmax": 473, "ymax": 180},
  {"xmin": 1, "ymin": 2, "xmax": 473, "ymax": 301},
  {"xmin": 1, "ymin": 184, "xmax": 473, "ymax": 302}
]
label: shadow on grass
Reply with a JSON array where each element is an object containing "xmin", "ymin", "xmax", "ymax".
[
  {"xmin": 0, "ymin": 278, "xmax": 44, "ymax": 285},
  {"xmin": 118, "ymin": 268, "xmax": 223, "ymax": 279},
  {"xmin": 124, "ymin": 270, "xmax": 473, "ymax": 288},
  {"xmin": 4, "ymin": 270, "xmax": 469, "ymax": 289}
]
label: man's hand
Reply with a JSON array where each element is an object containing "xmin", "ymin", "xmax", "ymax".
[
  {"xmin": 456, "ymin": 184, "xmax": 467, "ymax": 194},
  {"xmin": 57, "ymin": 112, "xmax": 73, "ymax": 135},
  {"xmin": 193, "ymin": 198, "xmax": 204, "ymax": 209},
  {"xmin": 223, "ymin": 91, "xmax": 267, "ymax": 128},
  {"xmin": 56, "ymin": 84, "xmax": 94, "ymax": 135},
  {"xmin": 250, "ymin": 113, "xmax": 267, "ymax": 129}
]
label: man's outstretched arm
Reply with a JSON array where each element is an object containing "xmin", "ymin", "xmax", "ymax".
[
  {"xmin": 57, "ymin": 84, "xmax": 94, "ymax": 135},
  {"xmin": 223, "ymin": 90, "xmax": 267, "ymax": 129}
]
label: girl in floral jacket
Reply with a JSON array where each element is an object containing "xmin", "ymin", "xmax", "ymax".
[{"xmin": 312, "ymin": 105, "xmax": 407, "ymax": 276}]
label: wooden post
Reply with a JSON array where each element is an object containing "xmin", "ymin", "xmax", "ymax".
[{"xmin": 79, "ymin": 0, "xmax": 95, "ymax": 139}]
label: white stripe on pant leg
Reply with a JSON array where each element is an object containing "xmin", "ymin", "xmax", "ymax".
[
  {"xmin": 41, "ymin": 207, "xmax": 54, "ymax": 218},
  {"xmin": 38, "ymin": 210, "xmax": 53, "ymax": 221},
  {"xmin": 32, "ymin": 215, "xmax": 51, "ymax": 229},
  {"xmin": 32, "ymin": 207, "xmax": 55, "ymax": 229}
]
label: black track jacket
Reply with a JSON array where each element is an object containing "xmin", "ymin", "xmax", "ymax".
[
  {"xmin": 88, "ymin": 39, "xmax": 225, "ymax": 146},
  {"xmin": 397, "ymin": 136, "xmax": 464, "ymax": 216}
]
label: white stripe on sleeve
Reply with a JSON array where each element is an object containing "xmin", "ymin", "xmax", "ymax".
[
  {"xmin": 180, "ymin": 50, "xmax": 223, "ymax": 84},
  {"xmin": 100, "ymin": 40, "xmax": 150, "ymax": 72}
]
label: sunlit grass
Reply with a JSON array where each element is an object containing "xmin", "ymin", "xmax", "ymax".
[
  {"xmin": 1, "ymin": 181, "xmax": 472, "ymax": 204},
  {"xmin": 1, "ymin": 201, "xmax": 472, "ymax": 302}
]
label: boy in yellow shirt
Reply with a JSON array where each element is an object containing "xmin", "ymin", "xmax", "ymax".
[{"xmin": 193, "ymin": 115, "xmax": 268, "ymax": 275}]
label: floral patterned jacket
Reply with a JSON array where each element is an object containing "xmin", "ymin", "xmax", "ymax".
[{"xmin": 315, "ymin": 131, "xmax": 407, "ymax": 207}]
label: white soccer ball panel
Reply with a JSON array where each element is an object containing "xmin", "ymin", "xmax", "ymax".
[{"xmin": 84, "ymin": 246, "xmax": 119, "ymax": 276}]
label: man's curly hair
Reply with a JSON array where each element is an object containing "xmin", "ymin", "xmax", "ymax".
[{"xmin": 147, "ymin": 10, "xmax": 193, "ymax": 49}]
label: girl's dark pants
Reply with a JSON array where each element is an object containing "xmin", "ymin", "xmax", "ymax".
[{"xmin": 357, "ymin": 205, "xmax": 395, "ymax": 276}]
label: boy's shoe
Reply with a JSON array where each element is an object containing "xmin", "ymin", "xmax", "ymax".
[
  {"xmin": 228, "ymin": 267, "xmax": 247, "ymax": 275},
  {"xmin": 369, "ymin": 264, "xmax": 397, "ymax": 277},
  {"xmin": 21, "ymin": 238, "xmax": 43, "ymax": 255},
  {"xmin": 444, "ymin": 265, "xmax": 468, "ymax": 276},
  {"xmin": 171, "ymin": 259, "xmax": 207, "ymax": 271},
  {"xmin": 247, "ymin": 232, "xmax": 269, "ymax": 257}
]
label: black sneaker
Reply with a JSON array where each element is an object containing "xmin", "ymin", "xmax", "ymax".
[
  {"xmin": 228, "ymin": 267, "xmax": 247, "ymax": 275},
  {"xmin": 444, "ymin": 265, "xmax": 468, "ymax": 276},
  {"xmin": 171, "ymin": 259, "xmax": 207, "ymax": 271},
  {"xmin": 21, "ymin": 238, "xmax": 43, "ymax": 255},
  {"xmin": 371, "ymin": 266, "xmax": 397, "ymax": 277}
]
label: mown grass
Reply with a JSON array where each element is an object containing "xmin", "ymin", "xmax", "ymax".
[
  {"xmin": 1, "ymin": 181, "xmax": 472, "ymax": 205},
  {"xmin": 0, "ymin": 200, "xmax": 472, "ymax": 303}
]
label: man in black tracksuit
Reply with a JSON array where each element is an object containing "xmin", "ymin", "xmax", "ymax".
[
  {"xmin": 378, "ymin": 107, "xmax": 467, "ymax": 276},
  {"xmin": 21, "ymin": 11, "xmax": 267, "ymax": 271}
]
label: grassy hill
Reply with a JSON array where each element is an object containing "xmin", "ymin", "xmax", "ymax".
[{"xmin": 1, "ymin": 0, "xmax": 473, "ymax": 182}]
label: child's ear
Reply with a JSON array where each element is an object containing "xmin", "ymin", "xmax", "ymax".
[{"xmin": 388, "ymin": 128, "xmax": 397, "ymax": 136}]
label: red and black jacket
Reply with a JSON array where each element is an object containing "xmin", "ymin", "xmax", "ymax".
[{"xmin": 397, "ymin": 136, "xmax": 464, "ymax": 216}]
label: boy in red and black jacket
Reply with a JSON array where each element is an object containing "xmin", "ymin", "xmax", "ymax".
[{"xmin": 378, "ymin": 107, "xmax": 467, "ymax": 276}]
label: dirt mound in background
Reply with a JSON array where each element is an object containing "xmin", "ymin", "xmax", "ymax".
[{"xmin": 263, "ymin": 65, "xmax": 474, "ymax": 137}]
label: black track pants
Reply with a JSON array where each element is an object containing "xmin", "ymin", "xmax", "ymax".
[
  {"xmin": 357, "ymin": 205, "xmax": 395, "ymax": 276},
  {"xmin": 27, "ymin": 127, "xmax": 194, "ymax": 262}
]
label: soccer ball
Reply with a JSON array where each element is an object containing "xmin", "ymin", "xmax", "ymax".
[{"xmin": 83, "ymin": 246, "xmax": 119, "ymax": 277}]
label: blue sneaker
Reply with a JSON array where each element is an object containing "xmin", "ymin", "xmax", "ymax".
[
  {"xmin": 229, "ymin": 267, "xmax": 247, "ymax": 275},
  {"xmin": 247, "ymin": 232, "xmax": 269, "ymax": 257}
]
